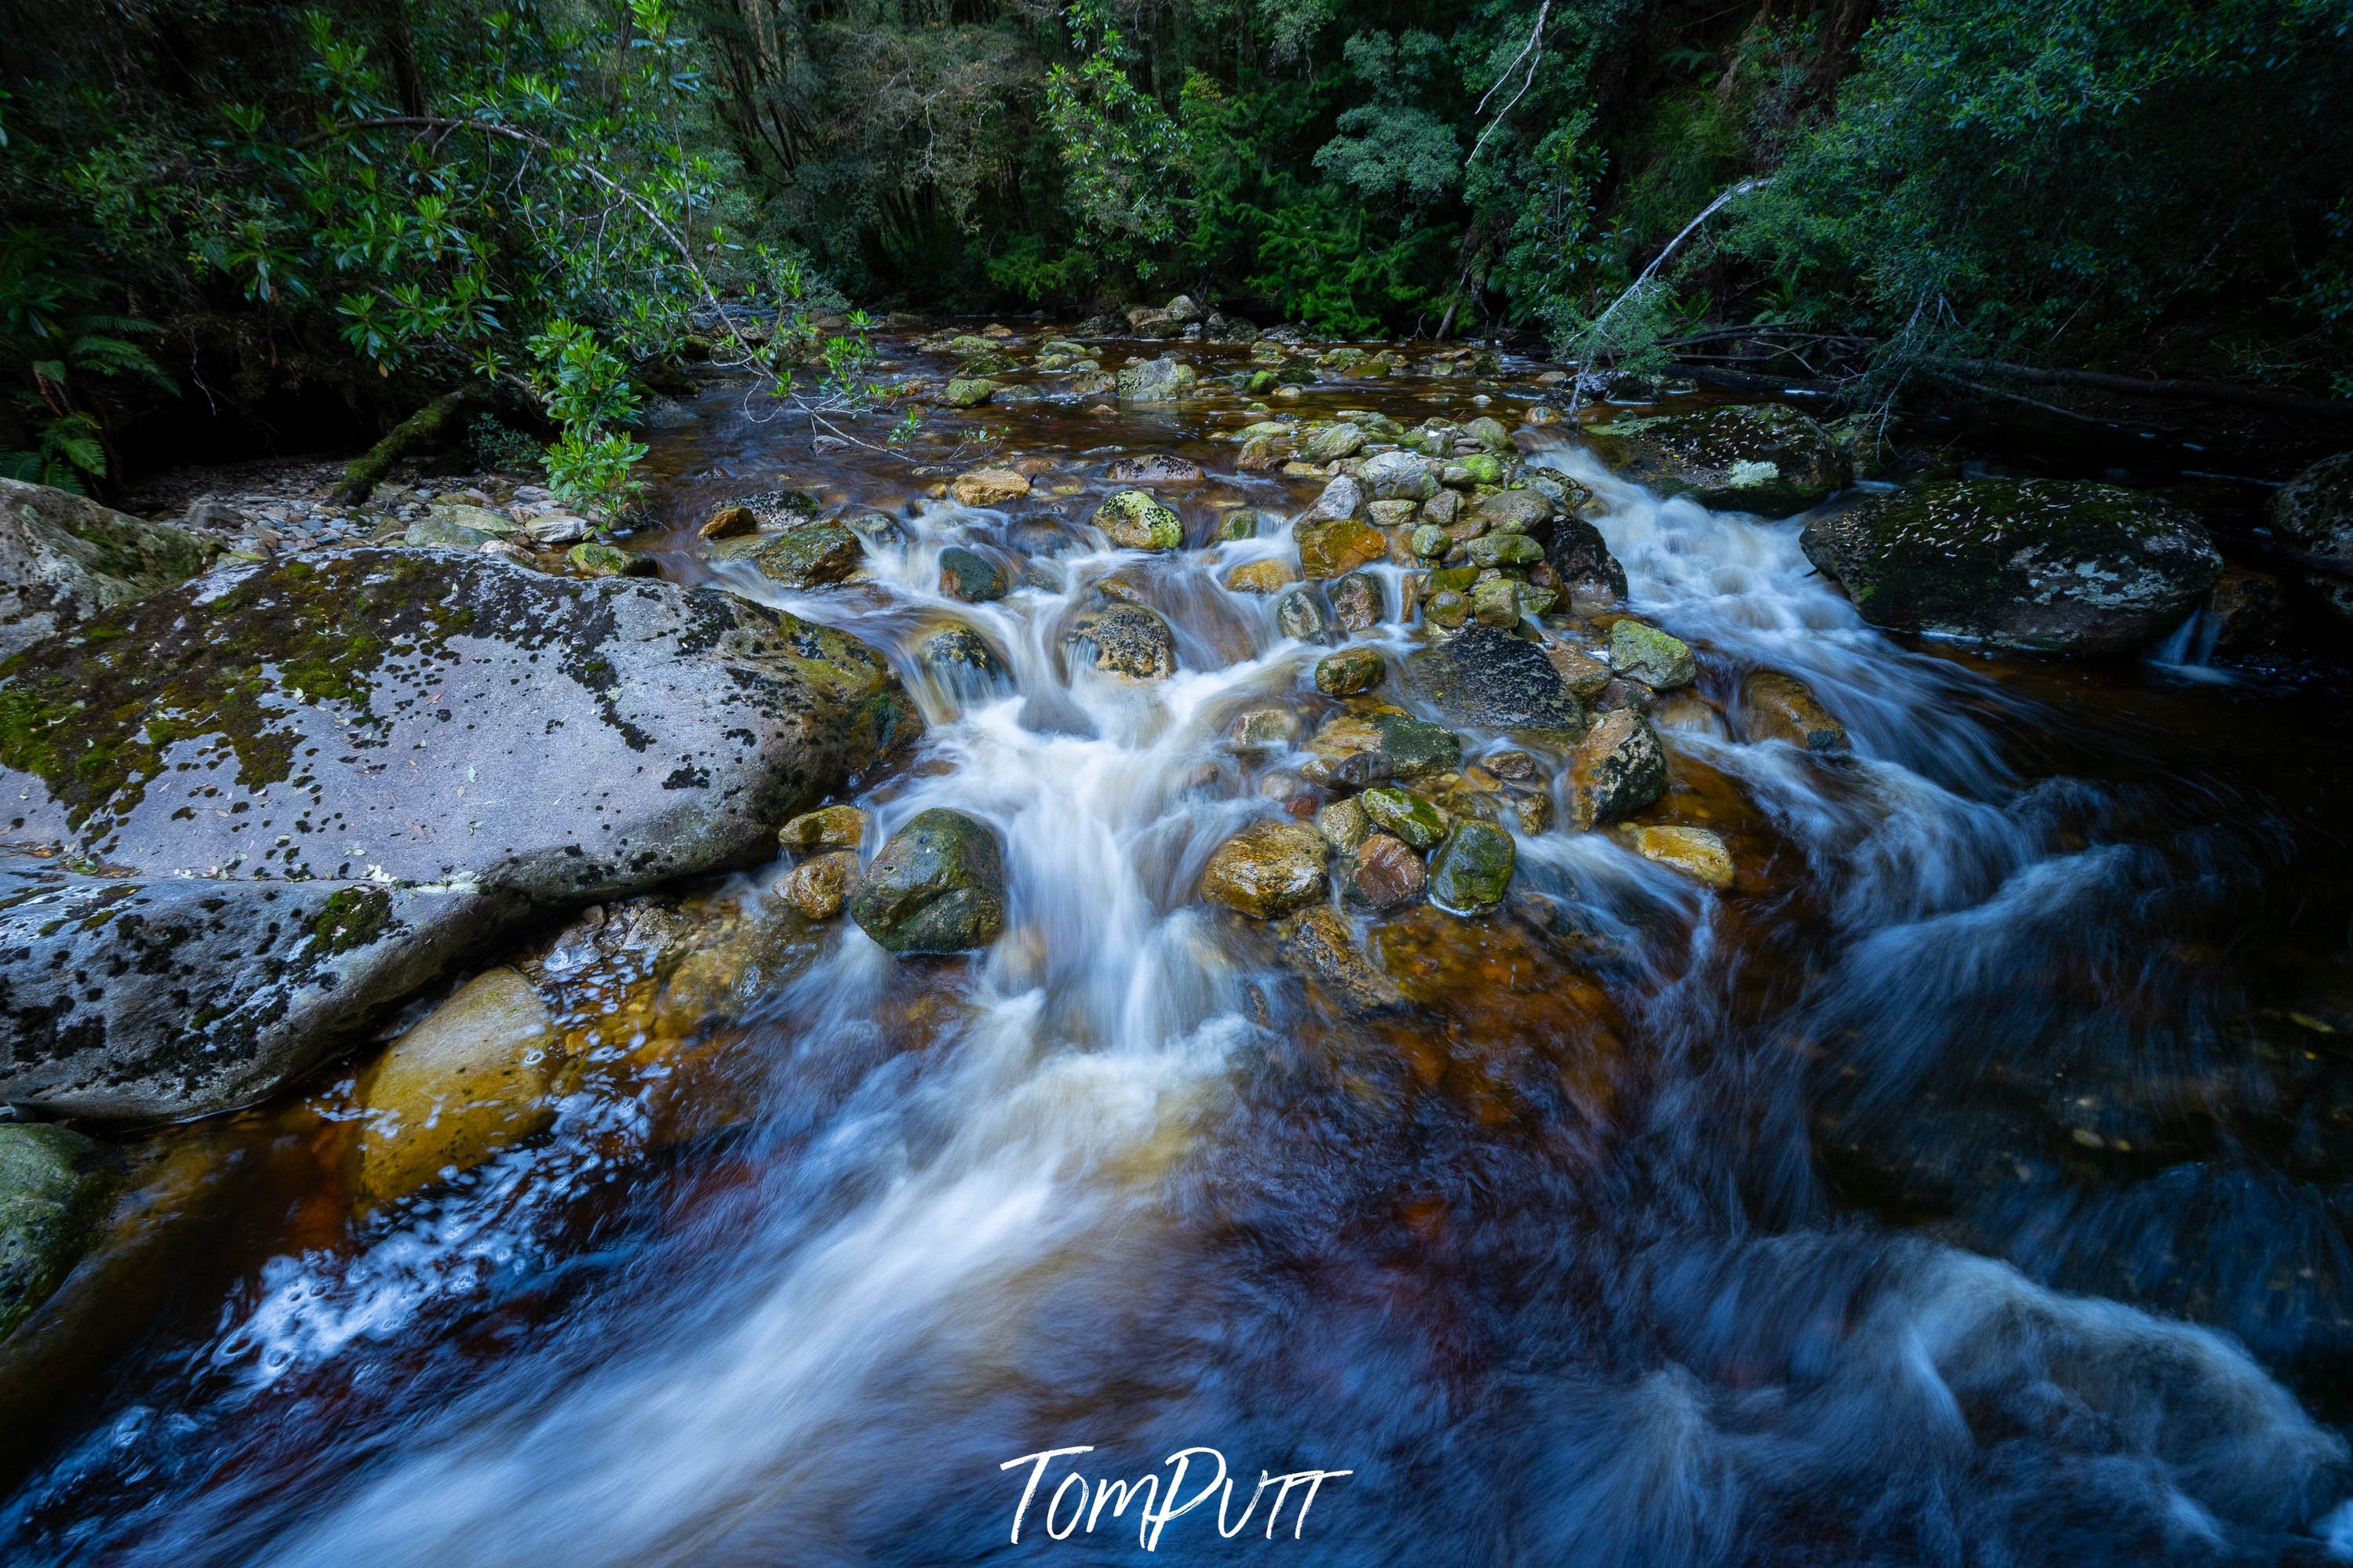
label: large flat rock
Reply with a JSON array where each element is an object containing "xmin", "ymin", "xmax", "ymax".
[{"xmin": 0, "ymin": 547, "xmax": 918, "ymax": 1116}]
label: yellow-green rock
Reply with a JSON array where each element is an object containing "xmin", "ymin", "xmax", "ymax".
[{"xmin": 357, "ymin": 967, "xmax": 559, "ymax": 1207}]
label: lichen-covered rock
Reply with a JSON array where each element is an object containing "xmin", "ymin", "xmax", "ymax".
[
  {"xmin": 949, "ymin": 467, "xmax": 1031, "ymax": 508},
  {"xmin": 1065, "ymin": 601, "xmax": 1178, "ymax": 679},
  {"xmin": 1545, "ymin": 517, "xmax": 1629, "ymax": 601},
  {"xmin": 1306, "ymin": 709, "xmax": 1462, "ymax": 782},
  {"xmin": 1299, "ymin": 475, "xmax": 1368, "ymax": 525},
  {"xmin": 1584, "ymin": 404, "xmax": 1850, "ymax": 517},
  {"xmin": 0, "ymin": 548, "xmax": 916, "ymax": 1117},
  {"xmin": 1092, "ymin": 489, "xmax": 1185, "ymax": 551},
  {"xmin": 1116, "ymin": 358, "xmax": 1189, "ymax": 404},
  {"xmin": 1800, "ymin": 479, "xmax": 2223, "ymax": 653},
  {"xmin": 1629, "ymin": 824, "xmax": 1734, "ymax": 887},
  {"xmin": 1404, "ymin": 624, "xmax": 1584, "ymax": 733},
  {"xmin": 1466, "ymin": 533, "xmax": 1545, "ymax": 570},
  {"xmin": 940, "ymin": 377, "xmax": 995, "ymax": 407},
  {"xmin": 1360, "ymin": 449, "xmax": 1439, "ymax": 503},
  {"xmin": 699, "ymin": 504, "xmax": 757, "ymax": 540},
  {"xmin": 1358, "ymin": 786, "xmax": 1444, "ymax": 849},
  {"xmin": 1201, "ymin": 820, "xmax": 1328, "ymax": 919},
  {"xmin": 850, "ymin": 808, "xmax": 1006, "ymax": 953},
  {"xmin": 1471, "ymin": 577, "xmax": 1526, "ymax": 628},
  {"xmin": 1305, "ymin": 424, "xmax": 1368, "ymax": 463},
  {"xmin": 750, "ymin": 522, "xmax": 863, "ymax": 589},
  {"xmin": 1428, "ymin": 820, "xmax": 1515, "ymax": 916},
  {"xmin": 915, "ymin": 621, "xmax": 1009, "ymax": 689},
  {"xmin": 1608, "ymin": 620, "xmax": 1698, "ymax": 689},
  {"xmin": 356, "ymin": 966, "xmax": 559, "ymax": 1207},
  {"xmin": 1297, "ymin": 518, "xmax": 1388, "ymax": 580},
  {"xmin": 1472, "ymin": 489, "xmax": 1552, "ymax": 536},
  {"xmin": 722, "ymin": 489, "xmax": 823, "ymax": 529},
  {"xmin": 2267, "ymin": 453, "xmax": 2353, "ymax": 619},
  {"xmin": 1743, "ymin": 671, "xmax": 1846, "ymax": 751},
  {"xmin": 567, "ymin": 541, "xmax": 654, "ymax": 578},
  {"xmin": 0, "ymin": 479, "xmax": 217, "ymax": 660},
  {"xmin": 1105, "ymin": 453, "xmax": 1204, "ymax": 485},
  {"xmin": 1567, "ymin": 709, "xmax": 1667, "ymax": 828},
  {"xmin": 1276, "ymin": 588, "xmax": 1329, "ymax": 642},
  {"xmin": 1314, "ymin": 646, "xmax": 1384, "ymax": 696},
  {"xmin": 0, "ymin": 1121, "xmax": 110, "ymax": 1339}
]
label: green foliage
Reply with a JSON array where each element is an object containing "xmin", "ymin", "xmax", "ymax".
[{"xmin": 528, "ymin": 320, "xmax": 647, "ymax": 514}]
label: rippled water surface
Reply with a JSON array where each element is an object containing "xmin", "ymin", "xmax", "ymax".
[{"xmin": 7, "ymin": 334, "xmax": 2353, "ymax": 1565}]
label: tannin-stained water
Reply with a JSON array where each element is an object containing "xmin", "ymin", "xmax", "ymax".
[{"xmin": 6, "ymin": 339, "xmax": 2353, "ymax": 1566}]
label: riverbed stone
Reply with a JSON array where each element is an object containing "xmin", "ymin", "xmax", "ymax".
[
  {"xmin": 1305, "ymin": 424, "xmax": 1368, "ymax": 464},
  {"xmin": 0, "ymin": 479, "xmax": 216, "ymax": 660},
  {"xmin": 1276, "ymin": 904, "xmax": 1405, "ymax": 1010},
  {"xmin": 1629, "ymin": 824, "xmax": 1734, "ymax": 887},
  {"xmin": 1315, "ymin": 646, "xmax": 1385, "ymax": 696},
  {"xmin": 1743, "ymin": 671, "xmax": 1847, "ymax": 751},
  {"xmin": 1092, "ymin": 489, "xmax": 1185, "ymax": 551},
  {"xmin": 1583, "ymin": 404, "xmax": 1851, "ymax": 517},
  {"xmin": 1361, "ymin": 449, "xmax": 1440, "ymax": 502},
  {"xmin": 1065, "ymin": 601, "xmax": 1178, "ymax": 678},
  {"xmin": 937, "ymin": 546, "xmax": 1007, "ymax": 602},
  {"xmin": 1428, "ymin": 820, "xmax": 1515, "ymax": 916},
  {"xmin": 1545, "ymin": 517, "xmax": 1629, "ymax": 602},
  {"xmin": 1276, "ymin": 588, "xmax": 1329, "ymax": 642},
  {"xmin": 949, "ymin": 467, "xmax": 1031, "ymax": 507},
  {"xmin": 355, "ymin": 966, "xmax": 559, "ymax": 1207},
  {"xmin": 1328, "ymin": 572, "xmax": 1382, "ymax": 631},
  {"xmin": 0, "ymin": 1122, "xmax": 110, "ymax": 1340},
  {"xmin": 1314, "ymin": 796, "xmax": 1371, "ymax": 853},
  {"xmin": 1201, "ymin": 819, "xmax": 1328, "ymax": 919},
  {"xmin": 1359, "ymin": 786, "xmax": 1445, "ymax": 849},
  {"xmin": 1567, "ymin": 709, "xmax": 1668, "ymax": 828},
  {"xmin": 2267, "ymin": 452, "xmax": 2353, "ymax": 619},
  {"xmin": 1800, "ymin": 478, "xmax": 2224, "ymax": 653},
  {"xmin": 850, "ymin": 808, "xmax": 1006, "ymax": 953},
  {"xmin": 1105, "ymin": 453, "xmax": 1205, "ymax": 485},
  {"xmin": 1467, "ymin": 533, "xmax": 1546, "ymax": 570},
  {"xmin": 779, "ymin": 804, "xmax": 869, "ymax": 853},
  {"xmin": 1300, "ymin": 475, "xmax": 1368, "ymax": 524},
  {"xmin": 777, "ymin": 850, "xmax": 860, "ymax": 920},
  {"xmin": 0, "ymin": 548, "xmax": 916, "ymax": 1118},
  {"xmin": 1404, "ymin": 624, "xmax": 1584, "ymax": 733},
  {"xmin": 1609, "ymin": 620, "xmax": 1697, "ymax": 689},
  {"xmin": 1116, "ymin": 358, "xmax": 1189, "ymax": 403},
  {"xmin": 1342, "ymin": 834, "xmax": 1426, "ymax": 911},
  {"xmin": 751, "ymin": 522, "xmax": 863, "ymax": 588},
  {"xmin": 1226, "ymin": 558, "xmax": 1297, "ymax": 594},
  {"xmin": 1471, "ymin": 577, "xmax": 1525, "ymax": 628},
  {"xmin": 940, "ymin": 377, "xmax": 995, "ymax": 407},
  {"xmin": 1473, "ymin": 489, "xmax": 1553, "ymax": 537},
  {"xmin": 1298, "ymin": 518, "xmax": 1389, "ymax": 580},
  {"xmin": 699, "ymin": 504, "xmax": 757, "ymax": 540},
  {"xmin": 916, "ymin": 621, "xmax": 1009, "ymax": 686}
]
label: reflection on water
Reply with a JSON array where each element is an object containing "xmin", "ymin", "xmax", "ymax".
[{"xmin": 5, "ymin": 335, "xmax": 2353, "ymax": 1566}]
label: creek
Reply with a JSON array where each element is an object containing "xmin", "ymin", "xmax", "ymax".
[{"xmin": 5, "ymin": 333, "xmax": 2353, "ymax": 1566}]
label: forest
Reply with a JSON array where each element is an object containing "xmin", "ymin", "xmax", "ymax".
[{"xmin": 4, "ymin": 0, "xmax": 2350, "ymax": 492}]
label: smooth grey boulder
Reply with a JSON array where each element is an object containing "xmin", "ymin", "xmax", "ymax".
[
  {"xmin": 0, "ymin": 547, "xmax": 918, "ymax": 1117},
  {"xmin": 0, "ymin": 478, "xmax": 216, "ymax": 659}
]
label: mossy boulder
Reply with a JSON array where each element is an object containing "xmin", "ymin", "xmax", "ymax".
[
  {"xmin": 0, "ymin": 478, "xmax": 216, "ymax": 660},
  {"xmin": 0, "ymin": 548, "xmax": 917, "ymax": 1117},
  {"xmin": 1403, "ymin": 624, "xmax": 1584, "ymax": 735},
  {"xmin": 1358, "ymin": 786, "xmax": 1444, "ymax": 849},
  {"xmin": 0, "ymin": 1121, "xmax": 111, "ymax": 1339},
  {"xmin": 1583, "ymin": 403, "xmax": 1851, "ymax": 517},
  {"xmin": 1091, "ymin": 490, "xmax": 1185, "ymax": 551},
  {"xmin": 940, "ymin": 378, "xmax": 995, "ymax": 408},
  {"xmin": 1801, "ymin": 478, "xmax": 2223, "ymax": 653},
  {"xmin": 2268, "ymin": 452, "xmax": 2353, "ymax": 619},
  {"xmin": 750, "ymin": 522, "xmax": 864, "ymax": 589},
  {"xmin": 1314, "ymin": 646, "xmax": 1384, "ymax": 696},
  {"xmin": 1428, "ymin": 820, "xmax": 1514, "ymax": 916},
  {"xmin": 1608, "ymin": 620, "xmax": 1698, "ymax": 689},
  {"xmin": 850, "ymin": 808, "xmax": 1006, "ymax": 954}
]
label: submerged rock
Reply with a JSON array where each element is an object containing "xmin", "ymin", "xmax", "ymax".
[
  {"xmin": 1801, "ymin": 479, "xmax": 2223, "ymax": 653},
  {"xmin": 778, "ymin": 850, "xmax": 861, "ymax": 920},
  {"xmin": 356, "ymin": 966, "xmax": 559, "ymax": 1208},
  {"xmin": 850, "ymin": 808, "xmax": 1006, "ymax": 953},
  {"xmin": 0, "ymin": 549, "xmax": 916, "ymax": 1117},
  {"xmin": 1608, "ymin": 620, "xmax": 1698, "ymax": 689},
  {"xmin": 948, "ymin": 467, "xmax": 1031, "ymax": 508},
  {"xmin": 1276, "ymin": 588, "xmax": 1330, "ymax": 642},
  {"xmin": 916, "ymin": 621, "xmax": 1009, "ymax": 687},
  {"xmin": 1315, "ymin": 646, "xmax": 1385, "ymax": 696},
  {"xmin": 1092, "ymin": 489, "xmax": 1185, "ymax": 551},
  {"xmin": 0, "ymin": 481, "xmax": 220, "ymax": 662},
  {"xmin": 1629, "ymin": 824, "xmax": 1734, "ymax": 887},
  {"xmin": 0, "ymin": 1122, "xmax": 110, "ymax": 1339},
  {"xmin": 2268, "ymin": 452, "xmax": 2353, "ymax": 619},
  {"xmin": 1567, "ymin": 709, "xmax": 1668, "ymax": 828},
  {"xmin": 1428, "ymin": 820, "xmax": 1515, "ymax": 916},
  {"xmin": 1276, "ymin": 904, "xmax": 1405, "ymax": 1010},
  {"xmin": 1065, "ymin": 601, "xmax": 1178, "ymax": 679},
  {"xmin": 1743, "ymin": 671, "xmax": 1847, "ymax": 751},
  {"xmin": 937, "ymin": 546, "xmax": 1007, "ymax": 603},
  {"xmin": 1201, "ymin": 820, "xmax": 1328, "ymax": 919},
  {"xmin": 1404, "ymin": 624, "xmax": 1584, "ymax": 734},
  {"xmin": 1583, "ymin": 403, "xmax": 1851, "ymax": 517}
]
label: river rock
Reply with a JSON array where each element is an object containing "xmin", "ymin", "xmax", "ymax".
[
  {"xmin": 1276, "ymin": 589, "xmax": 1329, "ymax": 642},
  {"xmin": 779, "ymin": 804, "xmax": 869, "ymax": 852},
  {"xmin": 850, "ymin": 808, "xmax": 1006, "ymax": 953},
  {"xmin": 938, "ymin": 546, "xmax": 1007, "ymax": 603},
  {"xmin": 1342, "ymin": 834, "xmax": 1426, "ymax": 911},
  {"xmin": 1328, "ymin": 572, "xmax": 1382, "ymax": 631},
  {"xmin": 1567, "ymin": 709, "xmax": 1667, "ymax": 828},
  {"xmin": 356, "ymin": 966, "xmax": 559, "ymax": 1207},
  {"xmin": 1428, "ymin": 820, "xmax": 1514, "ymax": 916},
  {"xmin": 724, "ymin": 489, "xmax": 824, "ymax": 529},
  {"xmin": 940, "ymin": 378, "xmax": 994, "ymax": 407},
  {"xmin": 1300, "ymin": 475, "xmax": 1368, "ymax": 524},
  {"xmin": 1359, "ymin": 449, "xmax": 1438, "ymax": 504},
  {"xmin": 1629, "ymin": 824, "xmax": 1734, "ymax": 887},
  {"xmin": 1473, "ymin": 489, "xmax": 1553, "ymax": 536},
  {"xmin": 699, "ymin": 504, "xmax": 757, "ymax": 540},
  {"xmin": 751, "ymin": 522, "xmax": 864, "ymax": 588},
  {"xmin": 1359, "ymin": 786, "xmax": 1444, "ymax": 849},
  {"xmin": 1066, "ymin": 601, "xmax": 1178, "ymax": 678},
  {"xmin": 1800, "ymin": 478, "xmax": 2224, "ymax": 653},
  {"xmin": 1314, "ymin": 796, "xmax": 1371, "ymax": 853},
  {"xmin": 1543, "ymin": 642, "xmax": 1614, "ymax": 700},
  {"xmin": 1092, "ymin": 489, "xmax": 1185, "ymax": 551},
  {"xmin": 0, "ymin": 1122, "xmax": 110, "ymax": 1339},
  {"xmin": 0, "ymin": 549, "xmax": 916, "ymax": 1118},
  {"xmin": 1315, "ymin": 646, "xmax": 1384, "ymax": 696},
  {"xmin": 1105, "ymin": 454, "xmax": 1204, "ymax": 485},
  {"xmin": 1305, "ymin": 424, "xmax": 1368, "ymax": 464},
  {"xmin": 916, "ymin": 622, "xmax": 1009, "ymax": 687},
  {"xmin": 778, "ymin": 850, "xmax": 860, "ymax": 921},
  {"xmin": 2267, "ymin": 452, "xmax": 2353, "ymax": 618},
  {"xmin": 1226, "ymin": 558, "xmax": 1297, "ymax": 594},
  {"xmin": 1546, "ymin": 517, "xmax": 1628, "ymax": 601},
  {"xmin": 0, "ymin": 480, "xmax": 215, "ymax": 659},
  {"xmin": 949, "ymin": 467, "xmax": 1031, "ymax": 507},
  {"xmin": 1471, "ymin": 578, "xmax": 1525, "ymax": 628},
  {"xmin": 1116, "ymin": 358, "xmax": 1189, "ymax": 403},
  {"xmin": 1404, "ymin": 624, "xmax": 1584, "ymax": 733},
  {"xmin": 1743, "ymin": 671, "xmax": 1847, "ymax": 751},
  {"xmin": 1463, "ymin": 417, "xmax": 1511, "ymax": 452},
  {"xmin": 1467, "ymin": 533, "xmax": 1546, "ymax": 570},
  {"xmin": 1200, "ymin": 820, "xmax": 1328, "ymax": 919},
  {"xmin": 1276, "ymin": 905, "xmax": 1405, "ymax": 1010},
  {"xmin": 1308, "ymin": 710, "xmax": 1461, "ymax": 781},
  {"xmin": 523, "ymin": 513, "xmax": 591, "ymax": 547},
  {"xmin": 1297, "ymin": 519, "xmax": 1387, "ymax": 580},
  {"xmin": 1583, "ymin": 404, "xmax": 1851, "ymax": 517},
  {"xmin": 1608, "ymin": 620, "xmax": 1697, "ymax": 689}
]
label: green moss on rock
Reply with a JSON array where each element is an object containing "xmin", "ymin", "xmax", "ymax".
[{"xmin": 1586, "ymin": 403, "xmax": 1850, "ymax": 518}]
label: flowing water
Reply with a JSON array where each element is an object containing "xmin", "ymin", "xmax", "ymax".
[{"xmin": 6, "ymin": 336, "xmax": 2353, "ymax": 1565}]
